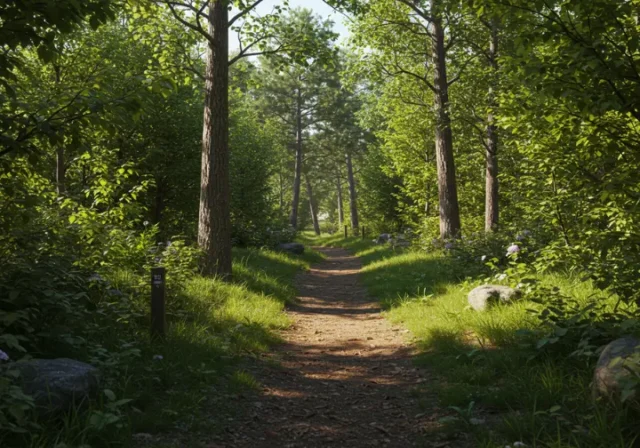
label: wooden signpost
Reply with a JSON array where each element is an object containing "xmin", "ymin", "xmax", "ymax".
[{"xmin": 151, "ymin": 267, "xmax": 166, "ymax": 340}]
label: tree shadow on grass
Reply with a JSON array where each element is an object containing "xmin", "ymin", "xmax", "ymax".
[{"xmin": 360, "ymin": 255, "xmax": 460, "ymax": 308}]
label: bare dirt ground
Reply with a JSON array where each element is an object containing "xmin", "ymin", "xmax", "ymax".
[{"xmin": 208, "ymin": 247, "xmax": 461, "ymax": 448}]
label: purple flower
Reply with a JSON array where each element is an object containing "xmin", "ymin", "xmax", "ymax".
[
  {"xmin": 0, "ymin": 349, "xmax": 9, "ymax": 361},
  {"xmin": 444, "ymin": 242, "xmax": 454, "ymax": 250},
  {"xmin": 506, "ymin": 244, "xmax": 521, "ymax": 256}
]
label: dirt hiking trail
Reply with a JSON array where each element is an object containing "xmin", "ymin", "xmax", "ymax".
[{"xmin": 214, "ymin": 247, "xmax": 455, "ymax": 447}]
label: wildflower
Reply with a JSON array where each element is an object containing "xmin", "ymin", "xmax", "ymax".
[
  {"xmin": 506, "ymin": 244, "xmax": 520, "ymax": 256},
  {"xmin": 444, "ymin": 242, "xmax": 454, "ymax": 250},
  {"xmin": 497, "ymin": 273, "xmax": 507, "ymax": 281},
  {"xmin": 0, "ymin": 349, "xmax": 9, "ymax": 361},
  {"xmin": 143, "ymin": 221, "xmax": 149, "ymax": 226},
  {"xmin": 153, "ymin": 355, "xmax": 163, "ymax": 361},
  {"xmin": 481, "ymin": 255, "xmax": 487, "ymax": 262}
]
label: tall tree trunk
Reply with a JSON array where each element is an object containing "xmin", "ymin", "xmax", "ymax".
[
  {"xmin": 198, "ymin": 0, "xmax": 231, "ymax": 278},
  {"xmin": 485, "ymin": 21, "xmax": 499, "ymax": 232},
  {"xmin": 345, "ymin": 152, "xmax": 359, "ymax": 234},
  {"xmin": 56, "ymin": 147, "xmax": 65, "ymax": 194},
  {"xmin": 306, "ymin": 175, "xmax": 320, "ymax": 236},
  {"xmin": 431, "ymin": 4, "xmax": 461, "ymax": 239},
  {"xmin": 336, "ymin": 168, "xmax": 344, "ymax": 229},
  {"xmin": 289, "ymin": 88, "xmax": 303, "ymax": 229}
]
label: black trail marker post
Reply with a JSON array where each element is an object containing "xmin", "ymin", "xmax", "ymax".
[
  {"xmin": 344, "ymin": 225, "xmax": 348, "ymax": 239},
  {"xmin": 151, "ymin": 267, "xmax": 166, "ymax": 340}
]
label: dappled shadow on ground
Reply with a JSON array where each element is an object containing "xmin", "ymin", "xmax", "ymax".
[{"xmin": 199, "ymin": 247, "xmax": 473, "ymax": 448}]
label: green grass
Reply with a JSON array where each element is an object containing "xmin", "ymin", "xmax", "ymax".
[
  {"xmin": 12, "ymin": 246, "xmax": 321, "ymax": 448},
  {"xmin": 305, "ymin": 232, "xmax": 640, "ymax": 448}
]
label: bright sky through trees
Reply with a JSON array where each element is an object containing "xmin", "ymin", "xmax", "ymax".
[{"xmin": 230, "ymin": 0, "xmax": 350, "ymax": 50}]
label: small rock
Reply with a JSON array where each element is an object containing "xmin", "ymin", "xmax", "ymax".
[
  {"xmin": 467, "ymin": 284, "xmax": 521, "ymax": 311},
  {"xmin": 376, "ymin": 234, "xmax": 391, "ymax": 244},
  {"xmin": 277, "ymin": 242, "xmax": 305, "ymax": 255},
  {"xmin": 593, "ymin": 336, "xmax": 640, "ymax": 402}
]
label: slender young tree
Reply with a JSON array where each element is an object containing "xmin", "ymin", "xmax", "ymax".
[
  {"xmin": 345, "ymin": 151, "xmax": 360, "ymax": 233},
  {"xmin": 305, "ymin": 175, "xmax": 321, "ymax": 235},
  {"xmin": 484, "ymin": 19, "xmax": 499, "ymax": 232},
  {"xmin": 335, "ymin": 167, "xmax": 345, "ymax": 228}
]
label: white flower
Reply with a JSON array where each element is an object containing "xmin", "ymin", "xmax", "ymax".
[
  {"xmin": 516, "ymin": 283, "xmax": 524, "ymax": 289},
  {"xmin": 153, "ymin": 354, "xmax": 163, "ymax": 361},
  {"xmin": 497, "ymin": 273, "xmax": 507, "ymax": 281},
  {"xmin": 143, "ymin": 221, "xmax": 149, "ymax": 226},
  {"xmin": 481, "ymin": 255, "xmax": 487, "ymax": 262},
  {"xmin": 0, "ymin": 349, "xmax": 9, "ymax": 361},
  {"xmin": 506, "ymin": 244, "xmax": 521, "ymax": 256}
]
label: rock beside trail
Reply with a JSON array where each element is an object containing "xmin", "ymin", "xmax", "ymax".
[
  {"xmin": 593, "ymin": 337, "xmax": 640, "ymax": 402},
  {"xmin": 277, "ymin": 242, "xmax": 305, "ymax": 255},
  {"xmin": 468, "ymin": 285, "xmax": 520, "ymax": 311},
  {"xmin": 7, "ymin": 358, "xmax": 100, "ymax": 412},
  {"xmin": 376, "ymin": 233, "xmax": 391, "ymax": 244}
]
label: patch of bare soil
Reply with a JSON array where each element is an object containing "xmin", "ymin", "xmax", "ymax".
[{"xmin": 206, "ymin": 247, "xmax": 465, "ymax": 448}]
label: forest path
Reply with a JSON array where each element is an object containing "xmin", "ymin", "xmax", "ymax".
[{"xmin": 212, "ymin": 247, "xmax": 447, "ymax": 448}]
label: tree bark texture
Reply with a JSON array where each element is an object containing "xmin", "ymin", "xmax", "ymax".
[
  {"xmin": 431, "ymin": 7, "xmax": 461, "ymax": 239},
  {"xmin": 289, "ymin": 88, "xmax": 303, "ymax": 229},
  {"xmin": 336, "ymin": 168, "xmax": 344, "ymax": 229},
  {"xmin": 306, "ymin": 175, "xmax": 321, "ymax": 236},
  {"xmin": 198, "ymin": 0, "xmax": 232, "ymax": 278},
  {"xmin": 485, "ymin": 21, "xmax": 499, "ymax": 232},
  {"xmin": 346, "ymin": 152, "xmax": 359, "ymax": 234}
]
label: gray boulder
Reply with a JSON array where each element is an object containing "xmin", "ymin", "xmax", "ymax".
[
  {"xmin": 277, "ymin": 242, "xmax": 305, "ymax": 255},
  {"xmin": 377, "ymin": 233, "xmax": 391, "ymax": 244},
  {"xmin": 468, "ymin": 285, "xmax": 520, "ymax": 311},
  {"xmin": 593, "ymin": 337, "xmax": 640, "ymax": 402},
  {"xmin": 8, "ymin": 358, "xmax": 100, "ymax": 412}
]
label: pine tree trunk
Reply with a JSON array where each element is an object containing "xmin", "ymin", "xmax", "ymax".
[
  {"xmin": 336, "ymin": 168, "xmax": 344, "ymax": 229},
  {"xmin": 346, "ymin": 152, "xmax": 359, "ymax": 234},
  {"xmin": 289, "ymin": 88, "xmax": 303, "ymax": 229},
  {"xmin": 485, "ymin": 21, "xmax": 499, "ymax": 232},
  {"xmin": 431, "ymin": 5, "xmax": 461, "ymax": 239},
  {"xmin": 56, "ymin": 147, "xmax": 65, "ymax": 194},
  {"xmin": 198, "ymin": 0, "xmax": 232, "ymax": 278},
  {"xmin": 306, "ymin": 176, "xmax": 321, "ymax": 236}
]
